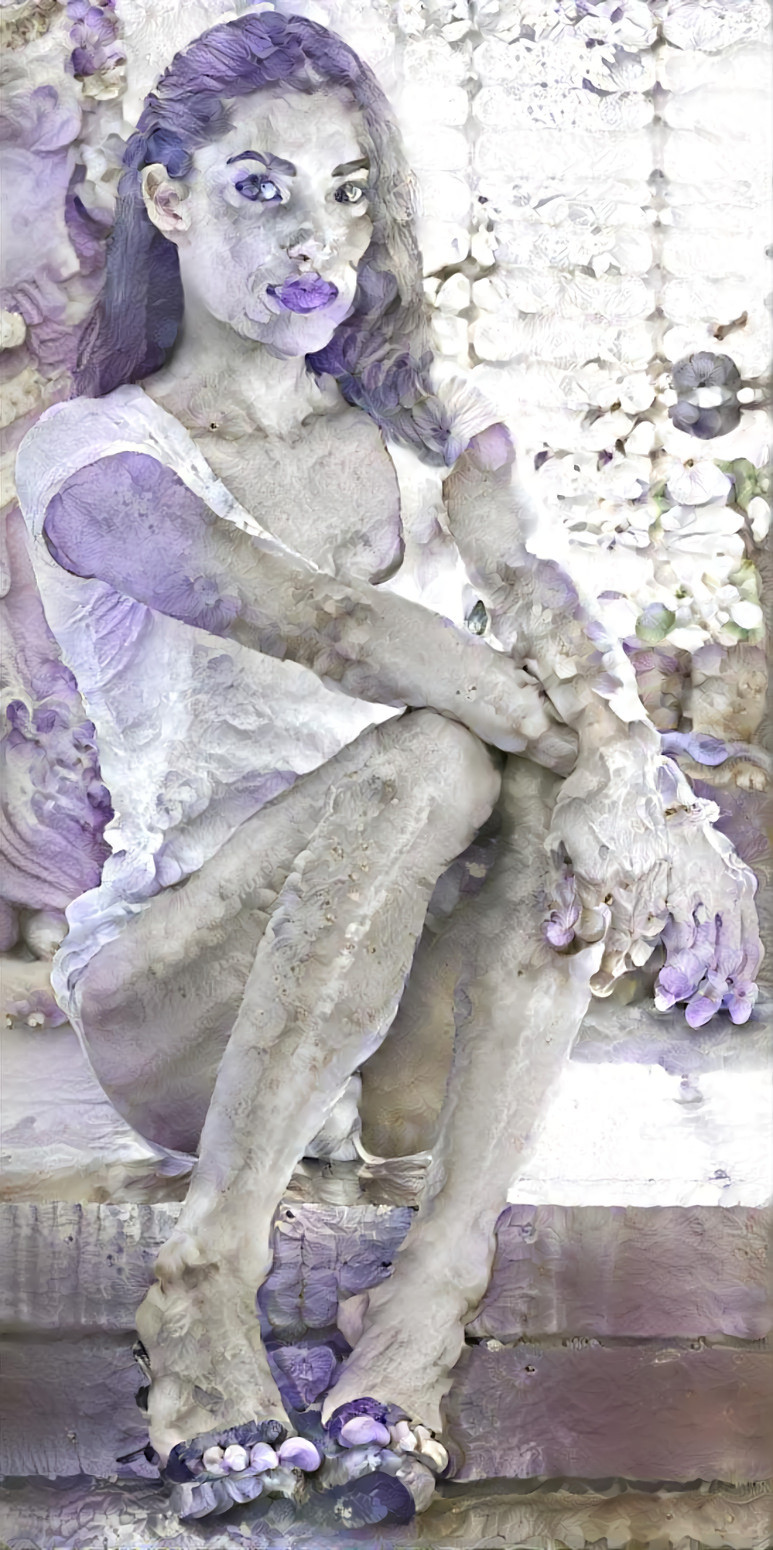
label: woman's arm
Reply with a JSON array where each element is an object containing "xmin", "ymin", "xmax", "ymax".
[
  {"xmin": 442, "ymin": 423, "xmax": 655, "ymax": 753},
  {"xmin": 442, "ymin": 423, "xmax": 762, "ymax": 1020},
  {"xmin": 41, "ymin": 448, "xmax": 577, "ymax": 771}
]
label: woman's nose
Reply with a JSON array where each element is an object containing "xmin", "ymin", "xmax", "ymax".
[{"xmin": 285, "ymin": 227, "xmax": 327, "ymax": 264}]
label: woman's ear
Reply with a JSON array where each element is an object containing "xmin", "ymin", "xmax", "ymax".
[{"xmin": 141, "ymin": 164, "xmax": 192, "ymax": 239}]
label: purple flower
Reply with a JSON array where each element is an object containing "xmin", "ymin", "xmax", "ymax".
[
  {"xmin": 668, "ymin": 399, "xmax": 741, "ymax": 440},
  {"xmin": 467, "ymin": 422, "xmax": 514, "ymax": 472},
  {"xmin": 672, "ymin": 352, "xmax": 740, "ymax": 392},
  {"xmin": 267, "ymin": 274, "xmax": 339, "ymax": 314},
  {"xmin": 684, "ymin": 993, "xmax": 722, "ymax": 1029},
  {"xmin": 724, "ymin": 980, "xmax": 757, "ymax": 1023},
  {"xmin": 669, "ymin": 351, "xmax": 742, "ymax": 440},
  {"xmin": 144, "ymin": 128, "xmax": 190, "ymax": 179}
]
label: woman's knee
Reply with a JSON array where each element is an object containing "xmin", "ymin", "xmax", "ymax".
[{"xmin": 394, "ymin": 709, "xmax": 503, "ymax": 826}]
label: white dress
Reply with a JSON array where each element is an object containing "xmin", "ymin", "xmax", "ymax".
[{"xmin": 15, "ymin": 384, "xmax": 428, "ymax": 1025}]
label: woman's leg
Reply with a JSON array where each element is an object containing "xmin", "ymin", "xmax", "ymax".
[
  {"xmin": 357, "ymin": 881, "xmax": 478, "ymax": 1162},
  {"xmin": 321, "ymin": 755, "xmax": 603, "ymax": 1446},
  {"xmin": 74, "ymin": 755, "xmax": 348, "ymax": 1155},
  {"xmin": 78, "ymin": 711, "xmax": 501, "ymax": 1477}
]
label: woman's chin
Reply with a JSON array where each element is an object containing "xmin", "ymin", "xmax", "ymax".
[{"xmin": 262, "ymin": 312, "xmax": 341, "ymax": 357}]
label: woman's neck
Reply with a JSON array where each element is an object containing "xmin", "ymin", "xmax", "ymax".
[{"xmin": 143, "ymin": 296, "xmax": 336, "ymax": 438}]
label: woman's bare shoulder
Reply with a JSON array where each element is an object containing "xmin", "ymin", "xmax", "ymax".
[{"xmin": 15, "ymin": 386, "xmax": 200, "ymax": 532}]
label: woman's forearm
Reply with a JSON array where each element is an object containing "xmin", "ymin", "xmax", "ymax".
[
  {"xmin": 443, "ymin": 435, "xmax": 655, "ymax": 747},
  {"xmin": 220, "ymin": 536, "xmax": 577, "ymax": 767},
  {"xmin": 40, "ymin": 451, "xmax": 576, "ymax": 770}
]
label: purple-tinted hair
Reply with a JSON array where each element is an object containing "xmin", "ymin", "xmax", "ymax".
[{"xmin": 75, "ymin": 11, "xmax": 461, "ymax": 464}]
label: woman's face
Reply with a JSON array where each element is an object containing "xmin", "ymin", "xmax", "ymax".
[{"xmin": 142, "ymin": 89, "xmax": 374, "ymax": 357}]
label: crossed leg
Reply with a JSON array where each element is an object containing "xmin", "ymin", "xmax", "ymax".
[
  {"xmin": 316, "ymin": 756, "xmax": 603, "ymax": 1507},
  {"xmin": 75, "ymin": 709, "xmax": 501, "ymax": 1503}
]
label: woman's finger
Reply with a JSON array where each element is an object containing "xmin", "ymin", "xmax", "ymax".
[
  {"xmin": 591, "ymin": 911, "xmax": 636, "ymax": 993},
  {"xmin": 543, "ymin": 869, "xmax": 581, "ymax": 948},
  {"xmin": 656, "ymin": 910, "xmax": 718, "ymax": 1013}
]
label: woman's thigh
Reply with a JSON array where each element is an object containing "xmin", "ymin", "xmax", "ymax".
[{"xmin": 76, "ymin": 711, "xmax": 499, "ymax": 1153}]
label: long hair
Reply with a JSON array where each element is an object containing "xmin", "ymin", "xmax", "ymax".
[{"xmin": 75, "ymin": 11, "xmax": 463, "ymax": 464}]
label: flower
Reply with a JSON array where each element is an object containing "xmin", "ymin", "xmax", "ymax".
[
  {"xmin": 574, "ymin": 0, "xmax": 657, "ymax": 49},
  {"xmin": 748, "ymin": 496, "xmax": 771, "ymax": 543},
  {"xmin": 661, "ymin": 458, "xmax": 733, "ymax": 506},
  {"xmin": 669, "ymin": 353, "xmax": 742, "ymax": 440},
  {"xmin": 672, "ymin": 352, "xmax": 741, "ymax": 393},
  {"xmin": 668, "ymin": 399, "xmax": 742, "ymax": 439}
]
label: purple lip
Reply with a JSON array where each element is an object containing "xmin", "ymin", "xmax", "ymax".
[{"xmin": 266, "ymin": 274, "xmax": 339, "ymax": 314}]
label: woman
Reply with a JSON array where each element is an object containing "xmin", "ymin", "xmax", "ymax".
[{"xmin": 16, "ymin": 11, "xmax": 761, "ymax": 1525}]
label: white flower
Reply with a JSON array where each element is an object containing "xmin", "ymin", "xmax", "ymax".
[
  {"xmin": 662, "ymin": 459, "xmax": 733, "ymax": 506},
  {"xmin": 568, "ymin": 497, "xmax": 654, "ymax": 550},
  {"xmin": 436, "ymin": 273, "xmax": 471, "ymax": 312},
  {"xmin": 748, "ymin": 496, "xmax": 771, "ymax": 543},
  {"xmin": 668, "ymin": 625, "xmax": 708, "ymax": 652},
  {"xmin": 575, "ymin": 0, "xmax": 657, "ymax": 49},
  {"xmin": 625, "ymin": 420, "xmax": 657, "ymax": 455},
  {"xmin": 470, "ymin": 228, "xmax": 496, "ymax": 266},
  {"xmin": 579, "ymin": 410, "xmax": 634, "ymax": 452},
  {"xmin": 597, "ymin": 453, "xmax": 652, "ymax": 501},
  {"xmin": 730, "ymin": 600, "xmax": 764, "ymax": 631},
  {"xmin": 596, "ymin": 594, "xmax": 639, "ymax": 638},
  {"xmin": 660, "ymin": 504, "xmax": 744, "ymax": 537},
  {"xmin": 534, "ymin": 452, "xmax": 597, "ymax": 500},
  {"xmin": 619, "ymin": 373, "xmax": 656, "ymax": 414}
]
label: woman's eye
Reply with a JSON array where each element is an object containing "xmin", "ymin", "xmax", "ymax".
[
  {"xmin": 334, "ymin": 181, "xmax": 367, "ymax": 205},
  {"xmin": 235, "ymin": 173, "xmax": 283, "ymax": 203}
]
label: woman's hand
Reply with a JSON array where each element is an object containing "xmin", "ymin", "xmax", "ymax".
[
  {"xmin": 448, "ymin": 652, "xmax": 579, "ymax": 772},
  {"xmin": 544, "ymin": 727, "xmax": 763, "ymax": 1025},
  {"xmin": 653, "ymin": 758, "xmax": 762, "ymax": 1026}
]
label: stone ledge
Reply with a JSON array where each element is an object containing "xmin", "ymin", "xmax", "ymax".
[
  {"xmin": 1, "ymin": 1334, "xmax": 771, "ymax": 1484},
  {"xmin": 446, "ymin": 1342, "xmax": 773, "ymax": 1483},
  {"xmin": 2, "ymin": 1201, "xmax": 770, "ymax": 1342},
  {"xmin": 1, "ymin": 1476, "xmax": 771, "ymax": 1550},
  {"xmin": 263, "ymin": 1199, "xmax": 773, "ymax": 1344}
]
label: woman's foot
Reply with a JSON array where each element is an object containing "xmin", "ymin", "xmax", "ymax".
[
  {"xmin": 135, "ymin": 1230, "xmax": 322, "ymax": 1518},
  {"xmin": 160, "ymin": 1419, "xmax": 323, "ymax": 1520},
  {"xmin": 312, "ymin": 1396, "xmax": 451, "ymax": 1525}
]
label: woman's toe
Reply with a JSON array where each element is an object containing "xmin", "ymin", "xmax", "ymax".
[
  {"xmin": 161, "ymin": 1418, "xmax": 324, "ymax": 1518},
  {"xmin": 313, "ymin": 1396, "xmax": 447, "ymax": 1523}
]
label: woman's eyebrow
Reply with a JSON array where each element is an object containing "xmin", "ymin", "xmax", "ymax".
[
  {"xmin": 331, "ymin": 157, "xmax": 369, "ymax": 177},
  {"xmin": 226, "ymin": 150, "xmax": 297, "ymax": 176}
]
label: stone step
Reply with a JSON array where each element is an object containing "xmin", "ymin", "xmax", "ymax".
[
  {"xmin": 446, "ymin": 1342, "xmax": 773, "ymax": 1484},
  {"xmin": 1, "ymin": 1200, "xmax": 770, "ymax": 1342},
  {"xmin": 1, "ymin": 1474, "xmax": 770, "ymax": 1550},
  {"xmin": 1, "ymin": 1332, "xmax": 770, "ymax": 1483}
]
